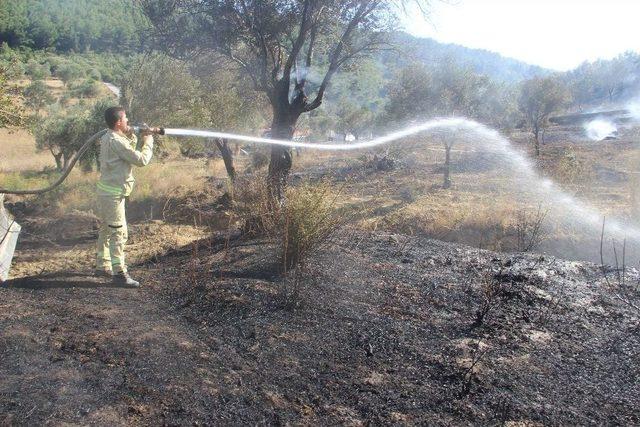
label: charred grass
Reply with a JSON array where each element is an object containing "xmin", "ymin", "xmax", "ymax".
[{"xmin": 143, "ymin": 230, "xmax": 640, "ymax": 425}]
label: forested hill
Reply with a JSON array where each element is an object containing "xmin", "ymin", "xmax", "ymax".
[
  {"xmin": 388, "ymin": 33, "xmax": 549, "ymax": 83},
  {"xmin": 0, "ymin": 0, "xmax": 147, "ymax": 53},
  {"xmin": 0, "ymin": 0, "xmax": 547, "ymax": 84}
]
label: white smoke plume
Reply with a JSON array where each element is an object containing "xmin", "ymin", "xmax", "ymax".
[{"xmin": 584, "ymin": 119, "xmax": 617, "ymax": 141}]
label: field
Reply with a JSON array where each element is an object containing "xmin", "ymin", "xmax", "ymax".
[
  {"xmin": 1, "ymin": 81, "xmax": 640, "ymax": 425},
  {"xmin": 3, "ymin": 102, "xmax": 640, "ymax": 269}
]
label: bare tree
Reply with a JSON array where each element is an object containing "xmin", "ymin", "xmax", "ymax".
[{"xmin": 140, "ymin": 0, "xmax": 429, "ymax": 202}]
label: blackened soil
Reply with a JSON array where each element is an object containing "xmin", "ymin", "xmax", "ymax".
[{"xmin": 1, "ymin": 231, "xmax": 639, "ymax": 425}]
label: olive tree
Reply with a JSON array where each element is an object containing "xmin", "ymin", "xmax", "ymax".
[
  {"xmin": 385, "ymin": 60, "xmax": 494, "ymax": 188},
  {"xmin": 141, "ymin": 0, "xmax": 429, "ymax": 201},
  {"xmin": 120, "ymin": 53, "xmax": 266, "ymax": 182},
  {"xmin": 35, "ymin": 98, "xmax": 112, "ymax": 171},
  {"xmin": 518, "ymin": 75, "xmax": 570, "ymax": 156},
  {"xmin": 0, "ymin": 62, "xmax": 23, "ymax": 127},
  {"xmin": 23, "ymin": 80, "xmax": 54, "ymax": 117}
]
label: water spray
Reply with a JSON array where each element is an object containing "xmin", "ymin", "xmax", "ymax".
[
  {"xmin": 2, "ymin": 117, "xmax": 640, "ymax": 280},
  {"xmin": 163, "ymin": 118, "xmax": 640, "ymax": 244}
]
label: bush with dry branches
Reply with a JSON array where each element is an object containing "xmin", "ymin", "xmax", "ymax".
[{"xmin": 233, "ymin": 177, "xmax": 345, "ymax": 306}]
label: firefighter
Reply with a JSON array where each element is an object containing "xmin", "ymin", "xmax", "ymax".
[{"xmin": 95, "ymin": 106, "xmax": 155, "ymax": 287}]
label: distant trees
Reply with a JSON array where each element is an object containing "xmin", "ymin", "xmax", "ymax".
[
  {"xmin": 329, "ymin": 60, "xmax": 384, "ymax": 139},
  {"xmin": 34, "ymin": 98, "xmax": 111, "ymax": 171},
  {"xmin": 384, "ymin": 60, "xmax": 509, "ymax": 188},
  {"xmin": 0, "ymin": 0, "xmax": 147, "ymax": 53},
  {"xmin": 141, "ymin": 0, "xmax": 431, "ymax": 202},
  {"xmin": 518, "ymin": 76, "xmax": 570, "ymax": 156},
  {"xmin": 23, "ymin": 80, "xmax": 53, "ymax": 117},
  {"xmin": 0, "ymin": 62, "xmax": 24, "ymax": 127},
  {"xmin": 563, "ymin": 52, "xmax": 639, "ymax": 110}
]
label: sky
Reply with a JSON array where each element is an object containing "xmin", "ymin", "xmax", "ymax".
[{"xmin": 402, "ymin": 0, "xmax": 640, "ymax": 71}]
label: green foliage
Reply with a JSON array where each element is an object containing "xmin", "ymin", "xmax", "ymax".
[
  {"xmin": 518, "ymin": 76, "xmax": 569, "ymax": 136},
  {"xmin": 57, "ymin": 63, "xmax": 84, "ymax": 86},
  {"xmin": 34, "ymin": 98, "xmax": 112, "ymax": 171},
  {"xmin": 313, "ymin": 59, "xmax": 384, "ymax": 138},
  {"xmin": 0, "ymin": 61, "xmax": 24, "ymax": 127},
  {"xmin": 518, "ymin": 75, "xmax": 570, "ymax": 155},
  {"xmin": 0, "ymin": 0, "xmax": 148, "ymax": 53},
  {"xmin": 120, "ymin": 53, "xmax": 267, "ymax": 156},
  {"xmin": 383, "ymin": 62, "xmax": 435, "ymax": 123},
  {"xmin": 70, "ymin": 79, "xmax": 101, "ymax": 98},
  {"xmin": 383, "ymin": 59, "xmax": 515, "ymax": 128},
  {"xmin": 121, "ymin": 54, "xmax": 203, "ymax": 127},
  {"xmin": 25, "ymin": 59, "xmax": 51, "ymax": 80},
  {"xmin": 23, "ymin": 80, "xmax": 54, "ymax": 115},
  {"xmin": 47, "ymin": 52, "xmax": 128, "ymax": 84}
]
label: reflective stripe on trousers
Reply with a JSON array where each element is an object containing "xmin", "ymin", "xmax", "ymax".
[{"xmin": 96, "ymin": 194, "xmax": 128, "ymax": 273}]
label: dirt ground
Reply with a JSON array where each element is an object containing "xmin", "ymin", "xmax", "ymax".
[{"xmin": 1, "ymin": 212, "xmax": 639, "ymax": 425}]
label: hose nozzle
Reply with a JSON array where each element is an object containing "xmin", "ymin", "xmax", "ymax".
[{"xmin": 131, "ymin": 123, "xmax": 165, "ymax": 135}]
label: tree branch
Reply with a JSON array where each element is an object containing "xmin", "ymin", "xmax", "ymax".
[
  {"xmin": 282, "ymin": 0, "xmax": 314, "ymax": 91},
  {"xmin": 305, "ymin": 1, "xmax": 379, "ymax": 112}
]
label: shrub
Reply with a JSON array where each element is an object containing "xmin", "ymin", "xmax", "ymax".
[
  {"xmin": 57, "ymin": 63, "xmax": 84, "ymax": 86},
  {"xmin": 88, "ymin": 68, "xmax": 101, "ymax": 80},
  {"xmin": 280, "ymin": 181, "xmax": 343, "ymax": 271},
  {"xmin": 23, "ymin": 79, "xmax": 54, "ymax": 115},
  {"xmin": 555, "ymin": 148, "xmax": 592, "ymax": 185},
  {"xmin": 25, "ymin": 60, "xmax": 50, "ymax": 80},
  {"xmin": 72, "ymin": 79, "xmax": 101, "ymax": 98},
  {"xmin": 514, "ymin": 205, "xmax": 548, "ymax": 252},
  {"xmin": 232, "ymin": 174, "xmax": 276, "ymax": 236},
  {"xmin": 233, "ymin": 178, "xmax": 344, "ymax": 271}
]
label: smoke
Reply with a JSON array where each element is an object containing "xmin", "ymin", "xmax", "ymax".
[
  {"xmin": 627, "ymin": 98, "xmax": 640, "ymax": 122},
  {"xmin": 584, "ymin": 119, "xmax": 617, "ymax": 141}
]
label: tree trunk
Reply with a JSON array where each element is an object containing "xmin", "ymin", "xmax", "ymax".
[
  {"xmin": 443, "ymin": 142, "xmax": 452, "ymax": 189},
  {"xmin": 268, "ymin": 130, "xmax": 294, "ymax": 204},
  {"xmin": 53, "ymin": 151, "xmax": 63, "ymax": 171},
  {"xmin": 268, "ymin": 105, "xmax": 298, "ymax": 205},
  {"xmin": 533, "ymin": 125, "xmax": 540, "ymax": 157},
  {"xmin": 215, "ymin": 138, "xmax": 236, "ymax": 182},
  {"xmin": 62, "ymin": 153, "xmax": 71, "ymax": 171}
]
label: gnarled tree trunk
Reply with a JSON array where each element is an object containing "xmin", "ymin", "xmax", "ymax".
[
  {"xmin": 215, "ymin": 138, "xmax": 236, "ymax": 182},
  {"xmin": 267, "ymin": 86, "xmax": 303, "ymax": 204}
]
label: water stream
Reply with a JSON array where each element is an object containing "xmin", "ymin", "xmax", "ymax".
[{"xmin": 165, "ymin": 117, "xmax": 640, "ymax": 260}]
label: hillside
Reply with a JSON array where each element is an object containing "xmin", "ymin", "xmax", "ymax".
[{"xmin": 385, "ymin": 32, "xmax": 550, "ymax": 83}]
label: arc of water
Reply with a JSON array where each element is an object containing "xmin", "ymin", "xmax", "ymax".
[
  {"xmin": 165, "ymin": 117, "xmax": 640, "ymax": 243},
  {"xmin": 164, "ymin": 117, "xmax": 475, "ymax": 151}
]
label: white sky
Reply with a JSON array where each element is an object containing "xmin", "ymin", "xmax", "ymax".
[{"xmin": 402, "ymin": 0, "xmax": 640, "ymax": 71}]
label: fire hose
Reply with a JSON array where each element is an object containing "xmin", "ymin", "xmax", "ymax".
[
  {"xmin": 0, "ymin": 125, "xmax": 163, "ymax": 281},
  {"xmin": 0, "ymin": 125, "xmax": 164, "ymax": 195}
]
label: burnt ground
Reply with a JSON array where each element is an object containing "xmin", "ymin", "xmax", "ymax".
[{"xmin": 1, "ymin": 228, "xmax": 640, "ymax": 425}]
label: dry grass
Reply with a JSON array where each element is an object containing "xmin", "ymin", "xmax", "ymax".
[
  {"xmin": 0, "ymin": 126, "xmax": 231, "ymax": 215},
  {"xmin": 297, "ymin": 127, "xmax": 640, "ymax": 258},
  {"xmin": 0, "ymin": 128, "xmax": 55, "ymax": 173},
  {"xmin": 3, "ymin": 77, "xmax": 640, "ymax": 263}
]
